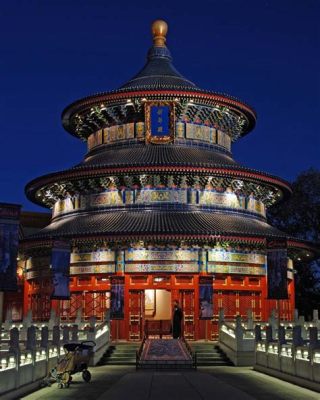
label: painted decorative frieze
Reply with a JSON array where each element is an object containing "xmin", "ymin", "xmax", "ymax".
[
  {"xmin": 125, "ymin": 248, "xmax": 199, "ymax": 262},
  {"xmin": 125, "ymin": 263, "xmax": 199, "ymax": 273},
  {"xmin": 52, "ymin": 188, "xmax": 267, "ymax": 218}
]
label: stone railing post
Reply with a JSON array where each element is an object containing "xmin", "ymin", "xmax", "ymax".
[
  {"xmin": 48, "ymin": 309, "xmax": 58, "ymax": 330},
  {"xmin": 87, "ymin": 326, "xmax": 96, "ymax": 342},
  {"xmin": 71, "ymin": 325, "xmax": 78, "ymax": 342},
  {"xmin": 52, "ymin": 325, "xmax": 60, "ymax": 347},
  {"xmin": 75, "ymin": 308, "xmax": 82, "ymax": 323},
  {"xmin": 9, "ymin": 327, "xmax": 20, "ymax": 354},
  {"xmin": 62, "ymin": 326, "xmax": 70, "ymax": 343},
  {"xmin": 89, "ymin": 316, "xmax": 96, "ymax": 329},
  {"xmin": 266, "ymin": 325, "xmax": 273, "ymax": 344},
  {"xmin": 254, "ymin": 325, "xmax": 262, "ymax": 342},
  {"xmin": 296, "ymin": 316, "xmax": 307, "ymax": 340},
  {"xmin": 9, "ymin": 327, "xmax": 20, "ymax": 390},
  {"xmin": 26, "ymin": 325, "xmax": 37, "ymax": 382},
  {"xmin": 23, "ymin": 310, "xmax": 33, "ymax": 329},
  {"xmin": 247, "ymin": 309, "xmax": 253, "ymax": 330},
  {"xmin": 278, "ymin": 325, "xmax": 286, "ymax": 345},
  {"xmin": 309, "ymin": 327, "xmax": 318, "ymax": 349},
  {"xmin": 3, "ymin": 309, "xmax": 12, "ymax": 331},
  {"xmin": 235, "ymin": 315, "xmax": 244, "ymax": 350},
  {"xmin": 40, "ymin": 326, "xmax": 49, "ymax": 348},
  {"xmin": 26, "ymin": 325, "xmax": 37, "ymax": 351},
  {"xmin": 268, "ymin": 310, "xmax": 277, "ymax": 337},
  {"xmin": 292, "ymin": 325, "xmax": 303, "ymax": 347}
]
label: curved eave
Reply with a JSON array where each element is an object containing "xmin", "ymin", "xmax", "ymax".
[
  {"xmin": 287, "ymin": 238, "xmax": 320, "ymax": 259},
  {"xmin": 25, "ymin": 164, "xmax": 292, "ymax": 208},
  {"xmin": 21, "ymin": 235, "xmax": 320, "ymax": 262},
  {"xmin": 61, "ymin": 90, "xmax": 256, "ymax": 137},
  {"xmin": 21, "ymin": 209, "xmax": 319, "ymax": 259},
  {"xmin": 21, "ymin": 210, "xmax": 286, "ymax": 243}
]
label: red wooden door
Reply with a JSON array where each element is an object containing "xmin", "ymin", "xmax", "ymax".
[
  {"xmin": 181, "ymin": 290, "xmax": 195, "ymax": 340},
  {"xmin": 128, "ymin": 290, "xmax": 144, "ymax": 341}
]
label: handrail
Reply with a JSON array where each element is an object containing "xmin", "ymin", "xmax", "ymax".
[
  {"xmin": 181, "ymin": 336, "xmax": 197, "ymax": 370},
  {"xmin": 136, "ymin": 335, "xmax": 146, "ymax": 370}
]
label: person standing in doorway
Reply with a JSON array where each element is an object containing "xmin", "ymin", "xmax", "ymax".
[{"xmin": 172, "ymin": 300, "xmax": 183, "ymax": 339}]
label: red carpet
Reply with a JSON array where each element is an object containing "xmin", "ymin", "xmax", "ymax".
[{"xmin": 141, "ymin": 339, "xmax": 192, "ymax": 361}]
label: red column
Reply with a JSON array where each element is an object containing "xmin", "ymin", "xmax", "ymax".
[{"xmin": 23, "ymin": 279, "xmax": 30, "ymax": 317}]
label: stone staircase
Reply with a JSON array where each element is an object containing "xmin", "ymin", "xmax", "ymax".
[
  {"xmin": 99, "ymin": 342, "xmax": 232, "ymax": 367},
  {"xmin": 98, "ymin": 342, "xmax": 141, "ymax": 366},
  {"xmin": 190, "ymin": 343, "xmax": 233, "ymax": 366}
]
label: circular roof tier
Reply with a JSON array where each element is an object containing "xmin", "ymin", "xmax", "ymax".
[
  {"xmin": 25, "ymin": 150, "xmax": 291, "ymax": 208},
  {"xmin": 61, "ymin": 21, "xmax": 256, "ymax": 140},
  {"xmin": 24, "ymin": 209, "xmax": 287, "ymax": 241},
  {"xmin": 81, "ymin": 144, "xmax": 237, "ymax": 168}
]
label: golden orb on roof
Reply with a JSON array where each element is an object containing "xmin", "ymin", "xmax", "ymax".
[{"xmin": 151, "ymin": 20, "xmax": 168, "ymax": 47}]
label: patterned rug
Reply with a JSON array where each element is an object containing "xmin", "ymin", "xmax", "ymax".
[{"xmin": 141, "ymin": 339, "xmax": 192, "ymax": 361}]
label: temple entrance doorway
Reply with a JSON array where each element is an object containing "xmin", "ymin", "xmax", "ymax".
[
  {"xmin": 125, "ymin": 275, "xmax": 197, "ymax": 341},
  {"xmin": 144, "ymin": 289, "xmax": 171, "ymax": 320},
  {"xmin": 144, "ymin": 289, "xmax": 172, "ymax": 338}
]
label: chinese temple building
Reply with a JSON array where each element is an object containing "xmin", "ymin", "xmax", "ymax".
[{"xmin": 19, "ymin": 20, "xmax": 316, "ymax": 340}]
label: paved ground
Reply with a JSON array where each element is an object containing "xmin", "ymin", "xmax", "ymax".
[{"xmin": 21, "ymin": 366, "xmax": 319, "ymax": 400}]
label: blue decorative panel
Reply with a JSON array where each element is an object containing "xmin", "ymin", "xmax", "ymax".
[{"xmin": 150, "ymin": 106, "xmax": 170, "ymax": 136}]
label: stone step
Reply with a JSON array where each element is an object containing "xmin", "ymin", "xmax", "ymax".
[
  {"xmin": 192, "ymin": 349, "xmax": 220, "ymax": 354},
  {"xmin": 196, "ymin": 356, "xmax": 229, "ymax": 360},
  {"xmin": 111, "ymin": 350, "xmax": 139, "ymax": 354},
  {"xmin": 102, "ymin": 360, "xmax": 137, "ymax": 365},
  {"xmin": 108, "ymin": 355, "xmax": 137, "ymax": 359},
  {"xmin": 189, "ymin": 344, "xmax": 233, "ymax": 366},
  {"xmin": 111, "ymin": 349, "xmax": 139, "ymax": 353},
  {"xmin": 100, "ymin": 342, "xmax": 232, "ymax": 367},
  {"xmin": 198, "ymin": 361, "xmax": 232, "ymax": 366},
  {"xmin": 99, "ymin": 343, "xmax": 141, "ymax": 365}
]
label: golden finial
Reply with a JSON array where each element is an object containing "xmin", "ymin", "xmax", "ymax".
[{"xmin": 151, "ymin": 20, "xmax": 168, "ymax": 47}]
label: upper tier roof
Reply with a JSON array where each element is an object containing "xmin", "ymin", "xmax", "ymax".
[
  {"xmin": 118, "ymin": 42, "xmax": 199, "ymax": 92},
  {"xmin": 61, "ymin": 20, "xmax": 256, "ymax": 138}
]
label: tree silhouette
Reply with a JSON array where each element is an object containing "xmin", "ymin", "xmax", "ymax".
[{"xmin": 268, "ymin": 168, "xmax": 320, "ymax": 317}]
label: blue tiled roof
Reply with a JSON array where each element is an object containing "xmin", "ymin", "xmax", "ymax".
[
  {"xmin": 119, "ymin": 45, "xmax": 199, "ymax": 91},
  {"xmin": 78, "ymin": 144, "xmax": 236, "ymax": 169},
  {"xmin": 27, "ymin": 209, "xmax": 287, "ymax": 240}
]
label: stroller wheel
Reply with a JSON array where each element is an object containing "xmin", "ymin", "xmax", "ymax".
[{"xmin": 82, "ymin": 369, "xmax": 91, "ymax": 382}]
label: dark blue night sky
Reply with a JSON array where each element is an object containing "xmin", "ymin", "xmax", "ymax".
[{"xmin": 1, "ymin": 0, "xmax": 319, "ymax": 212}]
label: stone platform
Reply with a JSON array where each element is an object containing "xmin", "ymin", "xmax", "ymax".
[{"xmin": 20, "ymin": 365, "xmax": 320, "ymax": 400}]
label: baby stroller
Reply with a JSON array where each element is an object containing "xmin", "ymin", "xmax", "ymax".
[{"xmin": 43, "ymin": 340, "xmax": 96, "ymax": 388}]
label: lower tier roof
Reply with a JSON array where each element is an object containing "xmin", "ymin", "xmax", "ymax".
[{"xmin": 25, "ymin": 209, "xmax": 287, "ymax": 241}]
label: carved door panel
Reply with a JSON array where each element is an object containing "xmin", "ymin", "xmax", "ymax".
[
  {"xmin": 82, "ymin": 291, "xmax": 108, "ymax": 321},
  {"xmin": 30, "ymin": 294, "xmax": 51, "ymax": 321},
  {"xmin": 239, "ymin": 291, "xmax": 253, "ymax": 318},
  {"xmin": 181, "ymin": 290, "xmax": 195, "ymax": 340},
  {"xmin": 223, "ymin": 290, "xmax": 237, "ymax": 319},
  {"xmin": 251, "ymin": 291, "xmax": 262, "ymax": 320},
  {"xmin": 129, "ymin": 290, "xmax": 144, "ymax": 341}
]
